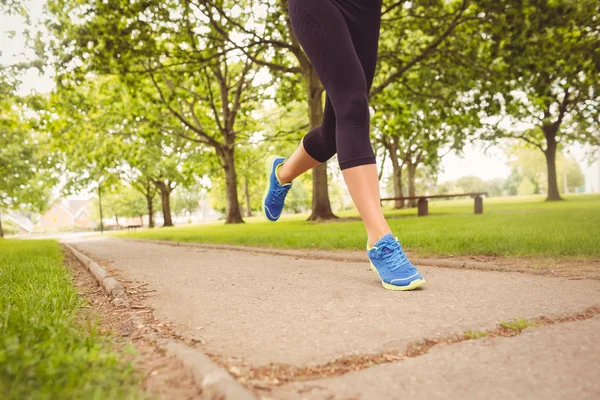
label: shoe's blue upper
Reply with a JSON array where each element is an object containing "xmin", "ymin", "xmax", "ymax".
[
  {"xmin": 367, "ymin": 234, "xmax": 423, "ymax": 286},
  {"xmin": 264, "ymin": 157, "xmax": 292, "ymax": 222}
]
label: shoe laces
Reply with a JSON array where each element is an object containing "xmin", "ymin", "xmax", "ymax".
[
  {"xmin": 272, "ymin": 185, "xmax": 290, "ymax": 204},
  {"xmin": 373, "ymin": 237, "xmax": 409, "ymax": 272}
]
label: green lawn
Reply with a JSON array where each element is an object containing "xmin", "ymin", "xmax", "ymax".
[
  {"xmin": 116, "ymin": 194, "xmax": 600, "ymax": 259},
  {"xmin": 0, "ymin": 240, "xmax": 139, "ymax": 399}
]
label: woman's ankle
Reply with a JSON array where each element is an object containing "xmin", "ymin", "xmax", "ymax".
[
  {"xmin": 276, "ymin": 163, "xmax": 293, "ymax": 185},
  {"xmin": 367, "ymin": 230, "xmax": 393, "ymax": 248}
]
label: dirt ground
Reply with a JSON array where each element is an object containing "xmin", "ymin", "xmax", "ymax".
[{"xmin": 65, "ymin": 249, "xmax": 201, "ymax": 399}]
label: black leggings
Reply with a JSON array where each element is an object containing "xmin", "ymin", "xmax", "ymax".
[{"xmin": 288, "ymin": 0, "xmax": 382, "ymax": 170}]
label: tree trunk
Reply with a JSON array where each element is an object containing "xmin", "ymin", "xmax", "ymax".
[
  {"xmin": 407, "ymin": 162, "xmax": 417, "ymax": 208},
  {"xmin": 543, "ymin": 127, "xmax": 563, "ymax": 201},
  {"xmin": 244, "ymin": 175, "xmax": 252, "ymax": 217},
  {"xmin": 306, "ymin": 67, "xmax": 336, "ymax": 221},
  {"xmin": 146, "ymin": 194, "xmax": 154, "ymax": 228},
  {"xmin": 160, "ymin": 189, "xmax": 174, "ymax": 226},
  {"xmin": 0, "ymin": 208, "xmax": 4, "ymax": 238},
  {"xmin": 221, "ymin": 147, "xmax": 244, "ymax": 224},
  {"xmin": 154, "ymin": 181, "xmax": 175, "ymax": 227},
  {"xmin": 387, "ymin": 140, "xmax": 404, "ymax": 209},
  {"xmin": 115, "ymin": 214, "xmax": 120, "ymax": 229}
]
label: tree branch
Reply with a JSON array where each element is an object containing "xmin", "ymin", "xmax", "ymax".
[{"xmin": 370, "ymin": 0, "xmax": 470, "ymax": 97}]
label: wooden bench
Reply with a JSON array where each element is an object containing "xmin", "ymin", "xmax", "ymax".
[
  {"xmin": 380, "ymin": 192, "xmax": 488, "ymax": 217},
  {"xmin": 127, "ymin": 224, "xmax": 142, "ymax": 232}
]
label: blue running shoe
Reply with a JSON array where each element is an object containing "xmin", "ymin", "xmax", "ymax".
[
  {"xmin": 367, "ymin": 234, "xmax": 425, "ymax": 291},
  {"xmin": 262, "ymin": 156, "xmax": 292, "ymax": 222}
]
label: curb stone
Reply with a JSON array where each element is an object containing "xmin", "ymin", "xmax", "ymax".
[
  {"xmin": 62, "ymin": 242, "xmax": 257, "ymax": 400},
  {"xmin": 63, "ymin": 243, "xmax": 129, "ymax": 306},
  {"xmin": 158, "ymin": 339, "xmax": 256, "ymax": 400}
]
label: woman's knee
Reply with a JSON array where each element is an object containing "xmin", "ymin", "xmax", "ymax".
[
  {"xmin": 303, "ymin": 125, "xmax": 337, "ymax": 163},
  {"xmin": 335, "ymin": 92, "xmax": 370, "ymax": 127}
]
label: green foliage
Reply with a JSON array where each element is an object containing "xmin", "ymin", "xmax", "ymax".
[
  {"xmin": 0, "ymin": 95, "xmax": 56, "ymax": 219},
  {"xmin": 0, "ymin": 219, "xmax": 20, "ymax": 235},
  {"xmin": 475, "ymin": 0, "xmax": 600, "ymax": 199},
  {"xmin": 173, "ymin": 185, "xmax": 202, "ymax": 216},
  {"xmin": 503, "ymin": 168, "xmax": 522, "ymax": 196},
  {"xmin": 427, "ymin": 176, "xmax": 505, "ymax": 197},
  {"xmin": 92, "ymin": 185, "xmax": 148, "ymax": 224},
  {"xmin": 559, "ymin": 157, "xmax": 585, "ymax": 193},
  {"xmin": 285, "ymin": 179, "xmax": 311, "ymax": 214},
  {"xmin": 44, "ymin": 77, "xmax": 128, "ymax": 193},
  {"xmin": 46, "ymin": 0, "xmax": 271, "ymax": 223},
  {"xmin": 0, "ymin": 240, "xmax": 139, "ymax": 398},
  {"xmin": 453, "ymin": 176, "xmax": 487, "ymax": 194},
  {"xmin": 372, "ymin": 0, "xmax": 491, "ymax": 197},
  {"xmin": 115, "ymin": 194, "xmax": 600, "ymax": 259}
]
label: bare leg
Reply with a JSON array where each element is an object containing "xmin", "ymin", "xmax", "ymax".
[
  {"xmin": 277, "ymin": 140, "xmax": 321, "ymax": 184},
  {"xmin": 342, "ymin": 164, "xmax": 391, "ymax": 247},
  {"xmin": 278, "ymin": 141, "xmax": 390, "ymax": 246}
]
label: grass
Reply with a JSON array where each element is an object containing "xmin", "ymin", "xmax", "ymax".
[
  {"xmin": 0, "ymin": 240, "xmax": 139, "ymax": 399},
  {"xmin": 464, "ymin": 330, "xmax": 488, "ymax": 340},
  {"xmin": 115, "ymin": 193, "xmax": 600, "ymax": 259},
  {"xmin": 499, "ymin": 318, "xmax": 541, "ymax": 332}
]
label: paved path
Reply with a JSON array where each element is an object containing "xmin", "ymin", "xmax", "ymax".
[{"xmin": 67, "ymin": 237, "xmax": 600, "ymax": 399}]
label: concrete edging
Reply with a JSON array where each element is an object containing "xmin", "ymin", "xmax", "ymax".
[
  {"xmin": 64, "ymin": 243, "xmax": 129, "ymax": 307},
  {"xmin": 62, "ymin": 242, "xmax": 257, "ymax": 400},
  {"xmin": 159, "ymin": 339, "xmax": 256, "ymax": 400}
]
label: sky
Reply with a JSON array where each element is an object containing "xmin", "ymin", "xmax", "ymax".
[{"xmin": 2, "ymin": 1, "xmax": 597, "ymax": 189}]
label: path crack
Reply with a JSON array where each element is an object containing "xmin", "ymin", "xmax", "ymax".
[{"xmin": 233, "ymin": 305, "xmax": 600, "ymax": 391}]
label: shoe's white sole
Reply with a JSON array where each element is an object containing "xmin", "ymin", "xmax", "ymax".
[
  {"xmin": 262, "ymin": 155, "xmax": 282, "ymax": 223},
  {"xmin": 369, "ymin": 261, "xmax": 425, "ymax": 291}
]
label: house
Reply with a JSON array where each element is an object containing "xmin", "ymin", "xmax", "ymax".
[{"xmin": 36, "ymin": 199, "xmax": 95, "ymax": 232}]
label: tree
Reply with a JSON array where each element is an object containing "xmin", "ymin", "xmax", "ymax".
[
  {"xmin": 506, "ymin": 145, "xmax": 549, "ymax": 195},
  {"xmin": 46, "ymin": 0, "xmax": 269, "ymax": 224},
  {"xmin": 371, "ymin": 0, "xmax": 492, "ymax": 208},
  {"xmin": 454, "ymin": 176, "xmax": 486, "ymax": 194},
  {"xmin": 221, "ymin": 0, "xmax": 336, "ymax": 220},
  {"xmin": 1, "ymin": 7, "xmax": 54, "ymax": 237},
  {"xmin": 129, "ymin": 176, "xmax": 157, "ymax": 228},
  {"xmin": 234, "ymin": 0, "xmax": 478, "ymax": 219},
  {"xmin": 45, "ymin": 77, "xmax": 130, "ymax": 233},
  {"xmin": 173, "ymin": 186, "xmax": 202, "ymax": 217},
  {"xmin": 483, "ymin": 178, "xmax": 505, "ymax": 197},
  {"xmin": 559, "ymin": 157, "xmax": 585, "ymax": 193},
  {"xmin": 0, "ymin": 96, "xmax": 55, "ymax": 237},
  {"xmin": 372, "ymin": 80, "xmax": 474, "ymax": 207},
  {"xmin": 503, "ymin": 168, "xmax": 522, "ymax": 196},
  {"xmin": 505, "ymin": 143, "xmax": 585, "ymax": 196},
  {"xmin": 477, "ymin": 0, "xmax": 600, "ymax": 201},
  {"xmin": 110, "ymin": 186, "xmax": 148, "ymax": 227}
]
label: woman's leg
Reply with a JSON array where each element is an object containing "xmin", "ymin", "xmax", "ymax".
[
  {"xmin": 286, "ymin": 0, "xmax": 389, "ymax": 245},
  {"xmin": 277, "ymin": 98, "xmax": 335, "ymax": 184},
  {"xmin": 336, "ymin": 0, "xmax": 389, "ymax": 246}
]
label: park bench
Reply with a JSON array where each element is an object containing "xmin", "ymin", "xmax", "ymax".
[
  {"xmin": 380, "ymin": 192, "xmax": 488, "ymax": 217},
  {"xmin": 127, "ymin": 224, "xmax": 142, "ymax": 232}
]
